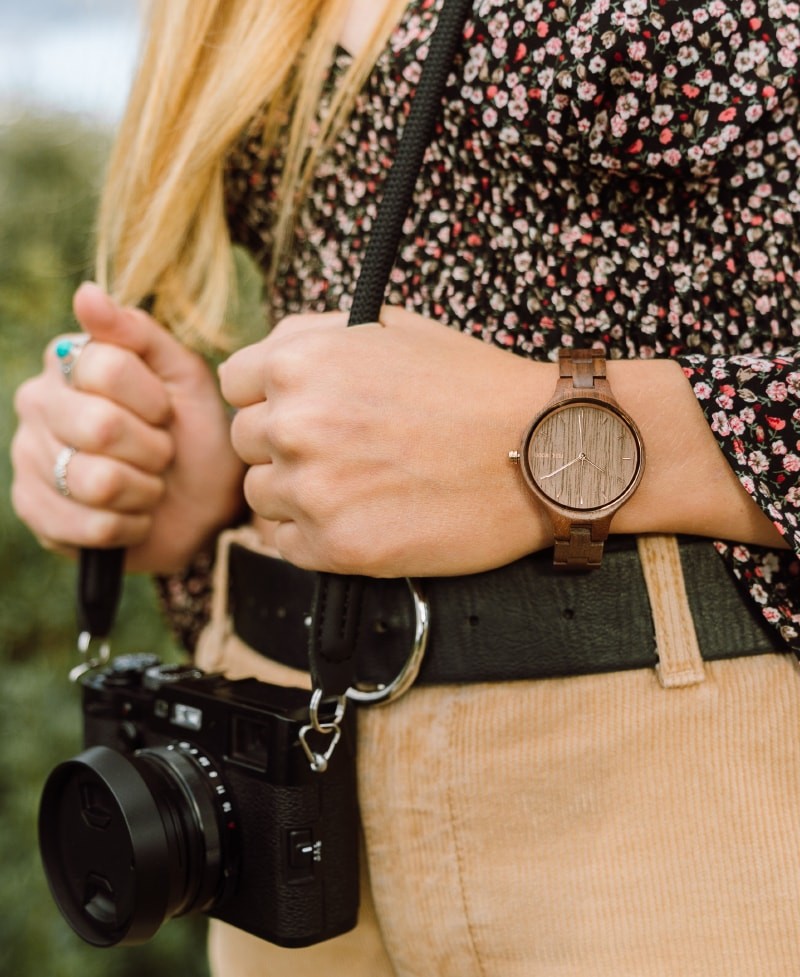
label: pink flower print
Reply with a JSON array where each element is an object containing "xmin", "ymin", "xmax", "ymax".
[
  {"xmin": 611, "ymin": 114, "xmax": 629, "ymax": 137},
  {"xmin": 672, "ymin": 20, "xmax": 694, "ymax": 42},
  {"xmin": 719, "ymin": 107, "xmax": 738, "ymax": 122},
  {"xmin": 741, "ymin": 407, "xmax": 757, "ymax": 425},
  {"xmin": 712, "ymin": 410, "xmax": 732, "ymax": 434},
  {"xmin": 748, "ymin": 450, "xmax": 770, "ymax": 474}
]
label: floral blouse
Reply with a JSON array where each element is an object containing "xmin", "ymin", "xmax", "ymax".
[{"xmin": 164, "ymin": 0, "xmax": 800, "ymax": 652}]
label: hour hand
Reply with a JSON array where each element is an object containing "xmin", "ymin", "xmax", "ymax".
[
  {"xmin": 582, "ymin": 455, "xmax": 607, "ymax": 476},
  {"xmin": 540, "ymin": 455, "xmax": 580, "ymax": 480}
]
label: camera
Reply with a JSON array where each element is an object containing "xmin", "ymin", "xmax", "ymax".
[{"xmin": 38, "ymin": 654, "xmax": 359, "ymax": 949}]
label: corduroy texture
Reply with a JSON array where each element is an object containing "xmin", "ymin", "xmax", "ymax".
[{"xmin": 198, "ymin": 526, "xmax": 800, "ymax": 977}]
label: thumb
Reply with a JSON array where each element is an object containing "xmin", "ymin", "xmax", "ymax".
[{"xmin": 72, "ymin": 281, "xmax": 196, "ymax": 384}]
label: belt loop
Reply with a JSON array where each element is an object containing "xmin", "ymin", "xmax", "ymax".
[{"xmin": 636, "ymin": 534, "xmax": 706, "ymax": 688}]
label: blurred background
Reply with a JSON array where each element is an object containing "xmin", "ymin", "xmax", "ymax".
[{"xmin": 1, "ymin": 2, "xmax": 257, "ymax": 974}]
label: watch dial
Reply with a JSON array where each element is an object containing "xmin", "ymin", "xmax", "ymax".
[{"xmin": 525, "ymin": 402, "xmax": 640, "ymax": 510}]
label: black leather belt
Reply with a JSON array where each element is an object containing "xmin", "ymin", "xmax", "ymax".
[{"xmin": 228, "ymin": 537, "xmax": 786, "ymax": 688}]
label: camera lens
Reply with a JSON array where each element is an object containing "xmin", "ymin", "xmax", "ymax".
[{"xmin": 38, "ymin": 743, "xmax": 236, "ymax": 946}]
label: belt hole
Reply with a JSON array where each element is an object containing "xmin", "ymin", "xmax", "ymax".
[
  {"xmin": 562, "ymin": 608, "xmax": 575, "ymax": 620},
  {"xmin": 468, "ymin": 615, "xmax": 480, "ymax": 627},
  {"xmin": 373, "ymin": 620, "xmax": 389, "ymax": 634}
]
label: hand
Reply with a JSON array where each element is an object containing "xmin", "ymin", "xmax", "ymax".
[
  {"xmin": 219, "ymin": 306, "xmax": 553, "ymax": 577},
  {"xmin": 11, "ymin": 283, "xmax": 245, "ymax": 573}
]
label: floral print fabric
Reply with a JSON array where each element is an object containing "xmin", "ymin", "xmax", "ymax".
[{"xmin": 222, "ymin": 0, "xmax": 800, "ymax": 649}]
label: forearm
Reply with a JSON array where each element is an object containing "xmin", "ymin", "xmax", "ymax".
[{"xmin": 605, "ymin": 358, "xmax": 787, "ymax": 549}]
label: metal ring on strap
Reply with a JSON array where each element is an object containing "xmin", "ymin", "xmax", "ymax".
[{"xmin": 346, "ymin": 577, "xmax": 430, "ymax": 706}]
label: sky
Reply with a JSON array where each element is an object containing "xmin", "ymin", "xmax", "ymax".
[{"xmin": 0, "ymin": 0, "xmax": 141, "ymax": 123}]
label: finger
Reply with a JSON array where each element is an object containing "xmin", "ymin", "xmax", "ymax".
[
  {"xmin": 241, "ymin": 464, "xmax": 293, "ymax": 524},
  {"xmin": 45, "ymin": 386, "xmax": 175, "ymax": 474},
  {"xmin": 11, "ymin": 466, "xmax": 153, "ymax": 552},
  {"xmin": 229, "ymin": 404, "xmax": 275, "ymax": 466},
  {"xmin": 218, "ymin": 310, "xmax": 348, "ymax": 408},
  {"xmin": 72, "ymin": 281, "xmax": 205, "ymax": 387},
  {"xmin": 47, "ymin": 333, "xmax": 172, "ymax": 427},
  {"xmin": 52, "ymin": 448, "xmax": 165, "ymax": 513},
  {"xmin": 13, "ymin": 420, "xmax": 165, "ymax": 513}
]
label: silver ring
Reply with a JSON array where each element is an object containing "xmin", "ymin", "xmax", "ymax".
[
  {"xmin": 54, "ymin": 446, "xmax": 77, "ymax": 497},
  {"xmin": 55, "ymin": 335, "xmax": 91, "ymax": 385}
]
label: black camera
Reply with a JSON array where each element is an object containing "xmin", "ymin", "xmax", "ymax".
[{"xmin": 38, "ymin": 654, "xmax": 359, "ymax": 949}]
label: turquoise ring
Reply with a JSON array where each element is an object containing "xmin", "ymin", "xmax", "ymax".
[{"xmin": 55, "ymin": 335, "xmax": 91, "ymax": 384}]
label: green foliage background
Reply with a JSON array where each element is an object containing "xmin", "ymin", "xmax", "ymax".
[{"xmin": 0, "ymin": 115, "xmax": 263, "ymax": 977}]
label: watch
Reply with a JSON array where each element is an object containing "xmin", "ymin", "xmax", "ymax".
[{"xmin": 511, "ymin": 348, "xmax": 645, "ymax": 569}]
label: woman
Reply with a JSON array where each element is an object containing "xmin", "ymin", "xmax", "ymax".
[{"xmin": 11, "ymin": 0, "xmax": 800, "ymax": 973}]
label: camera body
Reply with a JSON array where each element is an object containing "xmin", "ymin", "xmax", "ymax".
[{"xmin": 39, "ymin": 654, "xmax": 359, "ymax": 949}]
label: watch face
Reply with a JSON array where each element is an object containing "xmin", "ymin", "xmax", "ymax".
[{"xmin": 523, "ymin": 401, "xmax": 641, "ymax": 512}]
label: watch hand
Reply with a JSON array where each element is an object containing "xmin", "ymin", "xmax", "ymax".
[
  {"xmin": 541, "ymin": 455, "xmax": 581, "ymax": 480},
  {"xmin": 582, "ymin": 455, "xmax": 607, "ymax": 476}
]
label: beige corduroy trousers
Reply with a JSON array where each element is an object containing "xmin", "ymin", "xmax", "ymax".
[{"xmin": 196, "ymin": 526, "xmax": 800, "ymax": 977}]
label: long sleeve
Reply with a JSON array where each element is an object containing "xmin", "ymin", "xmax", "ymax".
[{"xmin": 679, "ymin": 346, "xmax": 800, "ymax": 649}]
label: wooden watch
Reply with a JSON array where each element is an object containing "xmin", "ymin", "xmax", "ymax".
[{"xmin": 511, "ymin": 348, "xmax": 645, "ymax": 569}]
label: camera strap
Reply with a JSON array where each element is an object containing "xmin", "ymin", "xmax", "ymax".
[
  {"xmin": 71, "ymin": 0, "xmax": 470, "ymax": 767},
  {"xmin": 70, "ymin": 546, "xmax": 124, "ymax": 681},
  {"xmin": 307, "ymin": 0, "xmax": 472, "ymax": 713}
]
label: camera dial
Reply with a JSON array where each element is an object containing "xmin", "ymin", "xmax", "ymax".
[{"xmin": 39, "ymin": 740, "xmax": 237, "ymax": 946}]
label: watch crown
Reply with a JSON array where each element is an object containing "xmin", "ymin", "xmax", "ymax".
[{"xmin": 508, "ymin": 450, "xmax": 521, "ymax": 464}]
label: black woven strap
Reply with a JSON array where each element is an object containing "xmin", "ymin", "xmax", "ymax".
[
  {"xmin": 77, "ymin": 547, "xmax": 124, "ymax": 640},
  {"xmin": 310, "ymin": 0, "xmax": 472, "ymax": 697},
  {"xmin": 347, "ymin": 0, "xmax": 473, "ymax": 327}
]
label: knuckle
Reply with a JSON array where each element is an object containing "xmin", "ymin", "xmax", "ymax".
[
  {"xmin": 84, "ymin": 462, "xmax": 126, "ymax": 507},
  {"xmin": 81, "ymin": 400, "xmax": 124, "ymax": 452},
  {"xmin": 86, "ymin": 510, "xmax": 149, "ymax": 549},
  {"xmin": 266, "ymin": 349, "xmax": 301, "ymax": 392},
  {"xmin": 149, "ymin": 430, "xmax": 176, "ymax": 471},
  {"xmin": 266, "ymin": 402, "xmax": 317, "ymax": 458},
  {"xmin": 264, "ymin": 414, "xmax": 300, "ymax": 458},
  {"xmin": 13, "ymin": 377, "xmax": 44, "ymax": 418},
  {"xmin": 83, "ymin": 345, "xmax": 126, "ymax": 391},
  {"xmin": 10, "ymin": 477, "xmax": 35, "ymax": 525},
  {"xmin": 294, "ymin": 477, "xmax": 337, "ymax": 523},
  {"xmin": 9, "ymin": 428, "xmax": 30, "ymax": 473}
]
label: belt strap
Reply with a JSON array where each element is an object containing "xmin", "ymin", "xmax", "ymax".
[{"xmin": 227, "ymin": 537, "xmax": 784, "ymax": 687}]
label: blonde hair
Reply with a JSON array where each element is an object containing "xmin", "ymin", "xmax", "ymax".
[{"xmin": 95, "ymin": 0, "xmax": 408, "ymax": 350}]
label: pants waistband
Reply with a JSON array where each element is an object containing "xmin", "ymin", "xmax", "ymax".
[{"xmin": 226, "ymin": 535, "xmax": 786, "ymax": 687}]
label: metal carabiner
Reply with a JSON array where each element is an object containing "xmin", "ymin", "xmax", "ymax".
[
  {"xmin": 68, "ymin": 630, "xmax": 111, "ymax": 683},
  {"xmin": 299, "ymin": 688, "xmax": 348, "ymax": 773}
]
